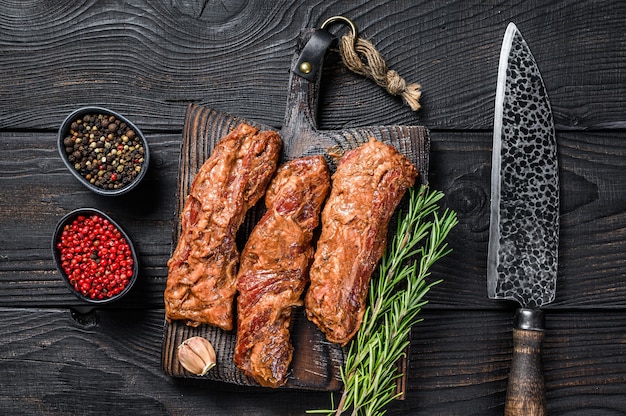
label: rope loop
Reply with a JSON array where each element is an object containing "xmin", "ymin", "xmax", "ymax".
[{"xmin": 338, "ymin": 31, "xmax": 422, "ymax": 111}]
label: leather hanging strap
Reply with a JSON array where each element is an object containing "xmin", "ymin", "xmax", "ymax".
[{"xmin": 293, "ymin": 16, "xmax": 422, "ymax": 112}]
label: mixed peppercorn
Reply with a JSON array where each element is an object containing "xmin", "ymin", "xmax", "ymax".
[
  {"xmin": 62, "ymin": 112, "xmax": 145, "ymax": 191},
  {"xmin": 56, "ymin": 213, "xmax": 134, "ymax": 300}
]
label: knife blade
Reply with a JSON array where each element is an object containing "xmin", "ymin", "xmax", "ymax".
[{"xmin": 487, "ymin": 22, "xmax": 559, "ymax": 416}]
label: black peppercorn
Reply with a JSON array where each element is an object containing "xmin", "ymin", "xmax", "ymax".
[{"xmin": 63, "ymin": 112, "xmax": 146, "ymax": 191}]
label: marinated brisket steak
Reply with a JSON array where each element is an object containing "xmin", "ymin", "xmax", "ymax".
[
  {"xmin": 164, "ymin": 123, "xmax": 282, "ymax": 330},
  {"xmin": 234, "ymin": 156, "xmax": 330, "ymax": 387},
  {"xmin": 305, "ymin": 139, "xmax": 418, "ymax": 346}
]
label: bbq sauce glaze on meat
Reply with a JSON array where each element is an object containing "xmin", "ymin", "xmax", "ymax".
[
  {"xmin": 305, "ymin": 139, "xmax": 418, "ymax": 346},
  {"xmin": 234, "ymin": 156, "xmax": 330, "ymax": 387},
  {"xmin": 164, "ymin": 123, "xmax": 282, "ymax": 330}
]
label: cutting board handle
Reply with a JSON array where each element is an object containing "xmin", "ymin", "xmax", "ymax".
[
  {"xmin": 505, "ymin": 308, "xmax": 547, "ymax": 416},
  {"xmin": 281, "ymin": 28, "xmax": 336, "ymax": 159},
  {"xmin": 280, "ymin": 28, "xmax": 429, "ymax": 184}
]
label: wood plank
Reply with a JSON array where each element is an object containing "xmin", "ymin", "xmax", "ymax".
[
  {"xmin": 1, "ymin": 308, "xmax": 626, "ymax": 415},
  {"xmin": 2, "ymin": 128, "xmax": 626, "ymax": 310},
  {"xmin": 0, "ymin": 1, "xmax": 624, "ymax": 131},
  {"xmin": 401, "ymin": 310, "xmax": 626, "ymax": 415},
  {"xmin": 0, "ymin": 131, "xmax": 180, "ymax": 308},
  {"xmin": 428, "ymin": 129, "xmax": 626, "ymax": 309}
]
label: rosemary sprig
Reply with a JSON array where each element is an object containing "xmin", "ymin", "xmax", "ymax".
[{"xmin": 308, "ymin": 185, "xmax": 458, "ymax": 416}]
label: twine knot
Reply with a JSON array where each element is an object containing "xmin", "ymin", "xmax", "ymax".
[{"xmin": 339, "ymin": 33, "xmax": 422, "ymax": 111}]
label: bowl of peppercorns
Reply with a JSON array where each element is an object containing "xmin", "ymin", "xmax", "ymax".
[
  {"xmin": 52, "ymin": 208, "xmax": 139, "ymax": 304},
  {"xmin": 58, "ymin": 106, "xmax": 149, "ymax": 196}
]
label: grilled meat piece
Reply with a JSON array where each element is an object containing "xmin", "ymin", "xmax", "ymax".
[
  {"xmin": 305, "ymin": 139, "xmax": 418, "ymax": 346},
  {"xmin": 234, "ymin": 156, "xmax": 330, "ymax": 387},
  {"xmin": 165, "ymin": 123, "xmax": 282, "ymax": 330}
]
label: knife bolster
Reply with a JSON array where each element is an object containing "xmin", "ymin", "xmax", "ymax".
[{"xmin": 514, "ymin": 308, "xmax": 545, "ymax": 331}]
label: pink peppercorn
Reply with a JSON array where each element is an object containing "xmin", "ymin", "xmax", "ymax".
[{"xmin": 56, "ymin": 214, "xmax": 134, "ymax": 300}]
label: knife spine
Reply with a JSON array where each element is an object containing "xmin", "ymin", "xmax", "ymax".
[{"xmin": 487, "ymin": 22, "xmax": 517, "ymax": 298}]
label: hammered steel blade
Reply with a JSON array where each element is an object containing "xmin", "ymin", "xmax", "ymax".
[{"xmin": 487, "ymin": 22, "xmax": 559, "ymax": 309}]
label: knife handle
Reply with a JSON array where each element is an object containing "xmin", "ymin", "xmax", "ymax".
[{"xmin": 504, "ymin": 308, "xmax": 546, "ymax": 416}]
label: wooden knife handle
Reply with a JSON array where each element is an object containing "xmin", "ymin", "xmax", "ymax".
[{"xmin": 504, "ymin": 308, "xmax": 546, "ymax": 416}]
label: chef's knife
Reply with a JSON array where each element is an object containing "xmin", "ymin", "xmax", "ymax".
[{"xmin": 488, "ymin": 22, "xmax": 559, "ymax": 416}]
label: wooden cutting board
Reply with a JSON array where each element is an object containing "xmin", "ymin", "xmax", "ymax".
[{"xmin": 161, "ymin": 29, "xmax": 429, "ymax": 391}]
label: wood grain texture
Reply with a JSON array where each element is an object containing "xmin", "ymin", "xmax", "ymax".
[
  {"xmin": 505, "ymin": 328, "xmax": 546, "ymax": 416},
  {"xmin": 0, "ymin": 1, "xmax": 624, "ymax": 131},
  {"xmin": 1, "ymin": 308, "xmax": 626, "ymax": 415},
  {"xmin": 2, "ymin": 129, "xmax": 626, "ymax": 310},
  {"xmin": 1, "ymin": 0, "xmax": 626, "ymax": 414},
  {"xmin": 0, "ymin": 130, "xmax": 179, "ymax": 308}
]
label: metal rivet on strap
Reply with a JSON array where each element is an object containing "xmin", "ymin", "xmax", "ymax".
[{"xmin": 299, "ymin": 62, "xmax": 312, "ymax": 74}]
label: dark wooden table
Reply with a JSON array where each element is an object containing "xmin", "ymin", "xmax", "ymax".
[{"xmin": 2, "ymin": 1, "xmax": 626, "ymax": 415}]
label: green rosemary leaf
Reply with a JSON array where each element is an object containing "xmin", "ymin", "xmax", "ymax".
[{"xmin": 307, "ymin": 185, "xmax": 457, "ymax": 416}]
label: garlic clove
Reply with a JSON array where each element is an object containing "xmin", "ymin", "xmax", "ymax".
[{"xmin": 177, "ymin": 336, "xmax": 217, "ymax": 376}]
